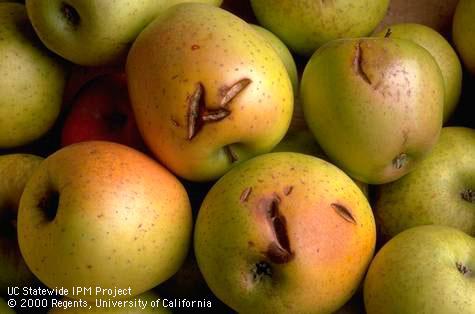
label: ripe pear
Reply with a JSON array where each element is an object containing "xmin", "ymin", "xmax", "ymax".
[
  {"xmin": 127, "ymin": 3, "xmax": 293, "ymax": 181},
  {"xmin": 17, "ymin": 141, "xmax": 192, "ymax": 300},
  {"xmin": 194, "ymin": 152, "xmax": 376, "ymax": 313},
  {"xmin": 0, "ymin": 3, "xmax": 68, "ymax": 148},
  {"xmin": 250, "ymin": 0, "xmax": 389, "ymax": 56},
  {"xmin": 0, "ymin": 154, "xmax": 43, "ymax": 292},
  {"xmin": 375, "ymin": 127, "xmax": 475, "ymax": 238},
  {"xmin": 301, "ymin": 37, "xmax": 444, "ymax": 184},
  {"xmin": 453, "ymin": 0, "xmax": 475, "ymax": 74},
  {"xmin": 250, "ymin": 24, "xmax": 298, "ymax": 93},
  {"xmin": 26, "ymin": 0, "xmax": 222, "ymax": 66},
  {"xmin": 376, "ymin": 23, "xmax": 462, "ymax": 122},
  {"xmin": 364, "ymin": 225, "xmax": 475, "ymax": 314}
]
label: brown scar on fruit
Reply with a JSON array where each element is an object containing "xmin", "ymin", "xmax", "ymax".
[
  {"xmin": 257, "ymin": 196, "xmax": 293, "ymax": 264},
  {"xmin": 283, "ymin": 185, "xmax": 293, "ymax": 196},
  {"xmin": 240, "ymin": 187, "xmax": 252, "ymax": 202},
  {"xmin": 461, "ymin": 189, "xmax": 475, "ymax": 203},
  {"xmin": 393, "ymin": 153, "xmax": 408, "ymax": 170},
  {"xmin": 191, "ymin": 44, "xmax": 200, "ymax": 50},
  {"xmin": 224, "ymin": 145, "xmax": 239, "ymax": 163},
  {"xmin": 384, "ymin": 28, "xmax": 392, "ymax": 38},
  {"xmin": 456, "ymin": 262, "xmax": 472, "ymax": 277},
  {"xmin": 187, "ymin": 83, "xmax": 204, "ymax": 140},
  {"xmin": 354, "ymin": 42, "xmax": 372, "ymax": 85},
  {"xmin": 332, "ymin": 203, "xmax": 356, "ymax": 224},
  {"xmin": 220, "ymin": 78, "xmax": 252, "ymax": 107},
  {"xmin": 171, "ymin": 117, "xmax": 180, "ymax": 127},
  {"xmin": 202, "ymin": 108, "xmax": 230, "ymax": 122}
]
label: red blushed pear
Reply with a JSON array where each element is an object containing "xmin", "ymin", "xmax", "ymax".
[
  {"xmin": 61, "ymin": 73, "xmax": 144, "ymax": 150},
  {"xmin": 194, "ymin": 152, "xmax": 376, "ymax": 313},
  {"xmin": 17, "ymin": 141, "xmax": 192, "ymax": 301}
]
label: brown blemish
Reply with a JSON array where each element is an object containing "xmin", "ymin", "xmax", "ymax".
[
  {"xmin": 258, "ymin": 196, "xmax": 293, "ymax": 264},
  {"xmin": 332, "ymin": 203, "xmax": 356, "ymax": 224},
  {"xmin": 191, "ymin": 44, "xmax": 200, "ymax": 50},
  {"xmin": 202, "ymin": 108, "xmax": 230, "ymax": 122},
  {"xmin": 456, "ymin": 262, "xmax": 472, "ymax": 277},
  {"xmin": 187, "ymin": 83, "xmax": 204, "ymax": 140},
  {"xmin": 240, "ymin": 187, "xmax": 252, "ymax": 202},
  {"xmin": 354, "ymin": 42, "xmax": 372, "ymax": 85},
  {"xmin": 224, "ymin": 145, "xmax": 239, "ymax": 163},
  {"xmin": 384, "ymin": 28, "xmax": 392, "ymax": 38},
  {"xmin": 283, "ymin": 186, "xmax": 293, "ymax": 196},
  {"xmin": 220, "ymin": 78, "xmax": 252, "ymax": 107},
  {"xmin": 393, "ymin": 153, "xmax": 408, "ymax": 170},
  {"xmin": 171, "ymin": 118, "xmax": 180, "ymax": 127},
  {"xmin": 461, "ymin": 189, "xmax": 475, "ymax": 203}
]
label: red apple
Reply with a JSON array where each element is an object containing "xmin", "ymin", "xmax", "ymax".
[{"xmin": 61, "ymin": 73, "xmax": 144, "ymax": 150}]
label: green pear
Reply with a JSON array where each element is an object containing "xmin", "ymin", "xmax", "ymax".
[
  {"xmin": 126, "ymin": 3, "xmax": 293, "ymax": 181},
  {"xmin": 453, "ymin": 0, "xmax": 475, "ymax": 74},
  {"xmin": 364, "ymin": 225, "xmax": 475, "ymax": 314},
  {"xmin": 0, "ymin": 154, "xmax": 43, "ymax": 292},
  {"xmin": 194, "ymin": 152, "xmax": 376, "ymax": 313},
  {"xmin": 250, "ymin": 24, "xmax": 298, "ymax": 93},
  {"xmin": 25, "ymin": 0, "xmax": 223, "ymax": 66},
  {"xmin": 48, "ymin": 290, "xmax": 171, "ymax": 313},
  {"xmin": 250, "ymin": 0, "xmax": 389, "ymax": 56},
  {"xmin": 0, "ymin": 297, "xmax": 15, "ymax": 314},
  {"xmin": 17, "ymin": 141, "xmax": 192, "ymax": 301},
  {"xmin": 376, "ymin": 23, "xmax": 463, "ymax": 122},
  {"xmin": 301, "ymin": 37, "xmax": 444, "ymax": 184},
  {"xmin": 374, "ymin": 0, "xmax": 459, "ymax": 38},
  {"xmin": 375, "ymin": 127, "xmax": 475, "ymax": 238},
  {"xmin": 0, "ymin": 3, "xmax": 68, "ymax": 148}
]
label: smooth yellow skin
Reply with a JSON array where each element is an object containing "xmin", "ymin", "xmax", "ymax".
[
  {"xmin": 301, "ymin": 37, "xmax": 444, "ymax": 184},
  {"xmin": 375, "ymin": 127, "xmax": 475, "ymax": 238},
  {"xmin": 0, "ymin": 3, "xmax": 67, "ymax": 148},
  {"xmin": 376, "ymin": 23, "xmax": 463, "ymax": 122},
  {"xmin": 250, "ymin": 24, "xmax": 298, "ymax": 93},
  {"xmin": 18, "ymin": 142, "xmax": 192, "ymax": 301},
  {"xmin": 26, "ymin": 0, "xmax": 222, "ymax": 66},
  {"xmin": 0, "ymin": 297, "xmax": 15, "ymax": 314},
  {"xmin": 453, "ymin": 0, "xmax": 475, "ymax": 74},
  {"xmin": 364, "ymin": 225, "xmax": 475, "ymax": 314},
  {"xmin": 48, "ymin": 291, "xmax": 171, "ymax": 313},
  {"xmin": 195, "ymin": 153, "xmax": 376, "ymax": 313},
  {"xmin": 0, "ymin": 154, "xmax": 43, "ymax": 291},
  {"xmin": 250, "ymin": 0, "xmax": 389, "ymax": 56},
  {"xmin": 127, "ymin": 3, "xmax": 293, "ymax": 182}
]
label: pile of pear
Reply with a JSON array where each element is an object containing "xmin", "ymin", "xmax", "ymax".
[{"xmin": 1, "ymin": 1, "xmax": 474, "ymax": 314}]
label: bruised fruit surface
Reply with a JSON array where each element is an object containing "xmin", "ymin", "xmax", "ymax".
[
  {"xmin": 301, "ymin": 37, "xmax": 444, "ymax": 184},
  {"xmin": 126, "ymin": 3, "xmax": 293, "ymax": 182},
  {"xmin": 17, "ymin": 141, "xmax": 192, "ymax": 300},
  {"xmin": 194, "ymin": 152, "xmax": 376, "ymax": 313}
]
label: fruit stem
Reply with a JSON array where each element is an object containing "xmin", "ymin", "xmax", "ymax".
[{"xmin": 461, "ymin": 189, "xmax": 474, "ymax": 203}]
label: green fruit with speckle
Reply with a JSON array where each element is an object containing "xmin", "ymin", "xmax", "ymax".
[
  {"xmin": 127, "ymin": 3, "xmax": 293, "ymax": 182},
  {"xmin": 25, "ymin": 0, "xmax": 223, "ymax": 66},
  {"xmin": 375, "ymin": 127, "xmax": 475, "ymax": 238},
  {"xmin": 250, "ymin": 0, "xmax": 389, "ymax": 56},
  {"xmin": 0, "ymin": 3, "xmax": 68, "ymax": 148},
  {"xmin": 301, "ymin": 37, "xmax": 444, "ymax": 184},
  {"xmin": 376, "ymin": 23, "xmax": 462, "ymax": 122},
  {"xmin": 250, "ymin": 24, "xmax": 298, "ymax": 93},
  {"xmin": 17, "ymin": 141, "xmax": 192, "ymax": 301},
  {"xmin": 364, "ymin": 225, "xmax": 475, "ymax": 314},
  {"xmin": 195, "ymin": 152, "xmax": 376, "ymax": 313}
]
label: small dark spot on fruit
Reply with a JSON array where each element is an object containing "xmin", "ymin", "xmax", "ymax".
[
  {"xmin": 283, "ymin": 186, "xmax": 293, "ymax": 196},
  {"xmin": 240, "ymin": 187, "xmax": 252, "ymax": 202},
  {"xmin": 191, "ymin": 44, "xmax": 200, "ymax": 50},
  {"xmin": 332, "ymin": 203, "xmax": 357, "ymax": 224}
]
